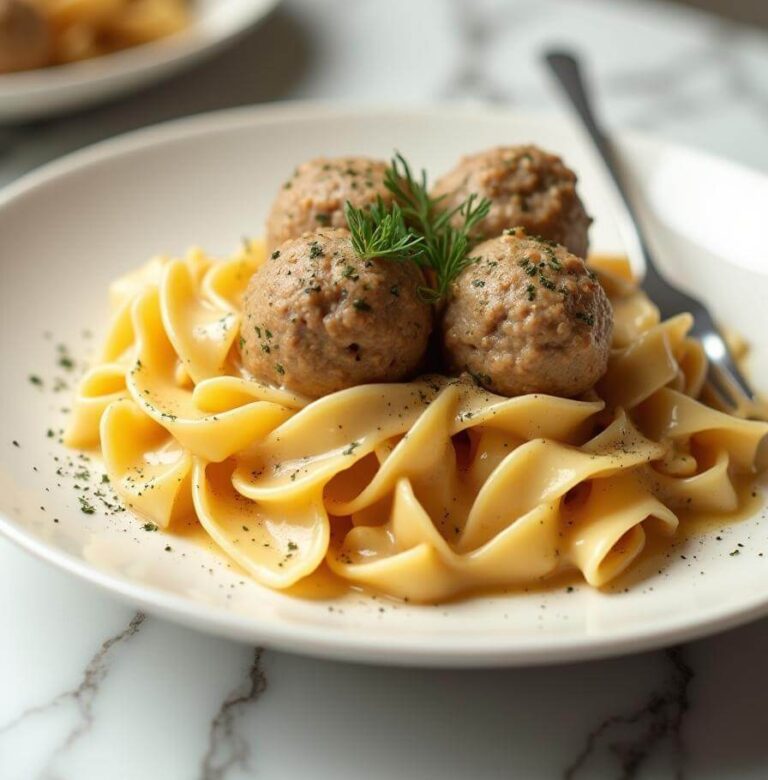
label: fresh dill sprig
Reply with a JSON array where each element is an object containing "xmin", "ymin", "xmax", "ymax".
[
  {"xmin": 344, "ymin": 198, "xmax": 425, "ymax": 263},
  {"xmin": 343, "ymin": 154, "xmax": 490, "ymax": 301},
  {"xmin": 384, "ymin": 152, "xmax": 491, "ymax": 300}
]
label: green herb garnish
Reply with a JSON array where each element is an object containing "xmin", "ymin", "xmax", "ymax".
[
  {"xmin": 383, "ymin": 153, "xmax": 491, "ymax": 301},
  {"xmin": 78, "ymin": 496, "xmax": 95, "ymax": 515},
  {"xmin": 342, "ymin": 441, "xmax": 361, "ymax": 456},
  {"xmin": 343, "ymin": 153, "xmax": 490, "ymax": 301},
  {"xmin": 344, "ymin": 198, "xmax": 424, "ymax": 264},
  {"xmin": 575, "ymin": 311, "xmax": 595, "ymax": 326}
]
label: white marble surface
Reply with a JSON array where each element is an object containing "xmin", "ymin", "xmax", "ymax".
[{"xmin": 1, "ymin": 1, "xmax": 768, "ymax": 778}]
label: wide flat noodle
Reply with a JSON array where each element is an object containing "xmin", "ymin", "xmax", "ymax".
[
  {"xmin": 100, "ymin": 398, "xmax": 193, "ymax": 528},
  {"xmin": 564, "ymin": 472, "xmax": 678, "ymax": 586},
  {"xmin": 192, "ymin": 459, "xmax": 329, "ymax": 588},
  {"xmin": 65, "ymin": 247, "xmax": 768, "ymax": 601},
  {"xmin": 127, "ymin": 286, "xmax": 293, "ymax": 462},
  {"xmin": 64, "ymin": 363, "xmax": 128, "ymax": 448}
]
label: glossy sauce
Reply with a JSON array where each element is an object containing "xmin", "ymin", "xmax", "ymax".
[
  {"xmin": 78, "ymin": 253, "xmax": 767, "ymax": 604},
  {"xmin": 140, "ymin": 463, "xmax": 767, "ymax": 605}
]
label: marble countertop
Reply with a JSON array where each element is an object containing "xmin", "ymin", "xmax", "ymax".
[{"xmin": 2, "ymin": 1, "xmax": 767, "ymax": 778}]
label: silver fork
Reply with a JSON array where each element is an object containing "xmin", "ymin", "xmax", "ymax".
[{"xmin": 545, "ymin": 50, "xmax": 758, "ymax": 412}]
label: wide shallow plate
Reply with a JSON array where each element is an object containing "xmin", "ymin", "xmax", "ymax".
[
  {"xmin": 0, "ymin": 104, "xmax": 766, "ymax": 667},
  {"xmin": 0, "ymin": 0, "xmax": 278, "ymax": 122}
]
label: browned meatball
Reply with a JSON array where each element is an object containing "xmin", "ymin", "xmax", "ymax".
[
  {"xmin": 240, "ymin": 228, "xmax": 432, "ymax": 398},
  {"xmin": 0, "ymin": 0, "xmax": 50, "ymax": 73},
  {"xmin": 266, "ymin": 157, "xmax": 394, "ymax": 251},
  {"xmin": 431, "ymin": 145, "xmax": 592, "ymax": 258},
  {"xmin": 441, "ymin": 228, "xmax": 612, "ymax": 397}
]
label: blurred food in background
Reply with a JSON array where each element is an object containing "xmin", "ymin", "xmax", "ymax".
[{"xmin": 0, "ymin": 0, "xmax": 191, "ymax": 73}]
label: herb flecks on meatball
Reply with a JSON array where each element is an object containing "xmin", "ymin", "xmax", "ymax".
[
  {"xmin": 441, "ymin": 227, "xmax": 612, "ymax": 398},
  {"xmin": 431, "ymin": 145, "xmax": 592, "ymax": 258},
  {"xmin": 266, "ymin": 157, "xmax": 395, "ymax": 251},
  {"xmin": 240, "ymin": 228, "xmax": 432, "ymax": 398}
]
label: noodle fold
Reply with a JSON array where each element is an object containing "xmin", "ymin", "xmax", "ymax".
[{"xmin": 65, "ymin": 248, "xmax": 768, "ymax": 601}]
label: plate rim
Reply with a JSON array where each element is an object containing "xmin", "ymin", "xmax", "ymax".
[
  {"xmin": 1, "ymin": 101, "xmax": 767, "ymax": 667},
  {"xmin": 2, "ymin": 100, "xmax": 765, "ymax": 199}
]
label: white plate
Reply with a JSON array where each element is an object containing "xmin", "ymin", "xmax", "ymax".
[
  {"xmin": 0, "ymin": 104, "xmax": 766, "ymax": 667},
  {"xmin": 0, "ymin": 0, "xmax": 279, "ymax": 122}
]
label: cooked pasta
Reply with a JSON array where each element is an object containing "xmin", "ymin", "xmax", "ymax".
[
  {"xmin": 0, "ymin": 0, "xmax": 190, "ymax": 73},
  {"xmin": 64, "ymin": 242, "xmax": 768, "ymax": 602}
]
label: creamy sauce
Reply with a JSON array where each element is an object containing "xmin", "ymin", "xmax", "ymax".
[
  {"xmin": 66, "ymin": 248, "xmax": 768, "ymax": 604},
  {"xmin": 82, "ymin": 439, "xmax": 765, "ymax": 605},
  {"xmin": 607, "ymin": 473, "xmax": 766, "ymax": 592}
]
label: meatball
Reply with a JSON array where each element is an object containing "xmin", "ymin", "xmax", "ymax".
[
  {"xmin": 240, "ymin": 228, "xmax": 432, "ymax": 398},
  {"xmin": 441, "ymin": 227, "xmax": 612, "ymax": 397},
  {"xmin": 0, "ymin": 0, "xmax": 50, "ymax": 74},
  {"xmin": 266, "ymin": 157, "xmax": 394, "ymax": 251},
  {"xmin": 431, "ymin": 145, "xmax": 592, "ymax": 258}
]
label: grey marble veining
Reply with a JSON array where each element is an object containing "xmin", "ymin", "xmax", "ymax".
[
  {"xmin": 200, "ymin": 649, "xmax": 267, "ymax": 780},
  {"xmin": 5, "ymin": 533, "xmax": 768, "ymax": 778},
  {"xmin": 1, "ymin": 1, "xmax": 767, "ymax": 778},
  {"xmin": 564, "ymin": 649, "xmax": 692, "ymax": 779},
  {"xmin": 0, "ymin": 613, "xmax": 145, "ymax": 771}
]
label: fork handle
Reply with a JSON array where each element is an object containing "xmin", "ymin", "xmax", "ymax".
[
  {"xmin": 544, "ymin": 53, "xmax": 614, "ymax": 171},
  {"xmin": 546, "ymin": 50, "xmax": 757, "ymax": 406},
  {"xmin": 544, "ymin": 52, "xmax": 663, "ymax": 284}
]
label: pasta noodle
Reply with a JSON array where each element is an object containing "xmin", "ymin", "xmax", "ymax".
[
  {"xmin": 64, "ymin": 242, "xmax": 768, "ymax": 602},
  {"xmin": 19, "ymin": 0, "xmax": 190, "ymax": 69}
]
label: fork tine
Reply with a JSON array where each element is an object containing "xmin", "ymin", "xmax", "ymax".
[
  {"xmin": 698, "ymin": 330, "xmax": 756, "ymax": 402},
  {"xmin": 706, "ymin": 361, "xmax": 759, "ymax": 419},
  {"xmin": 544, "ymin": 51, "xmax": 762, "ymax": 416},
  {"xmin": 703, "ymin": 366, "xmax": 737, "ymax": 413}
]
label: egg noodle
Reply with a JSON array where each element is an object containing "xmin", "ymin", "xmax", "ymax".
[
  {"xmin": 35, "ymin": 0, "xmax": 189, "ymax": 66},
  {"xmin": 64, "ymin": 242, "xmax": 768, "ymax": 602}
]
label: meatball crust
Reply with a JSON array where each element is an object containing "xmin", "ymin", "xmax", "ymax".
[
  {"xmin": 0, "ymin": 0, "xmax": 50, "ymax": 74},
  {"xmin": 266, "ymin": 157, "xmax": 394, "ymax": 251},
  {"xmin": 441, "ymin": 228, "xmax": 612, "ymax": 397},
  {"xmin": 431, "ymin": 145, "xmax": 592, "ymax": 258},
  {"xmin": 240, "ymin": 228, "xmax": 432, "ymax": 398}
]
